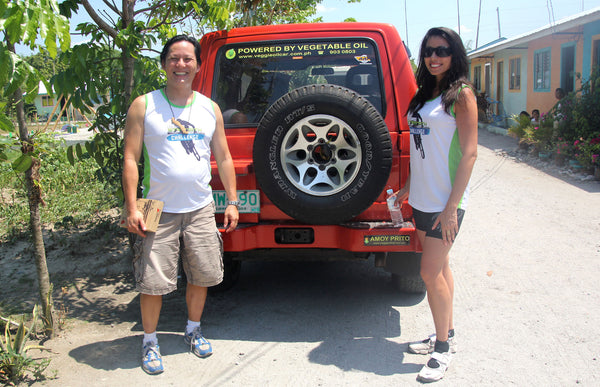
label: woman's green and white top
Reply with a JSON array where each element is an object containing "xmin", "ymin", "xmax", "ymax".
[{"xmin": 408, "ymin": 92, "xmax": 469, "ymax": 212}]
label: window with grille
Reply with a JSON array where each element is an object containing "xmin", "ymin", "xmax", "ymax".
[
  {"xmin": 533, "ymin": 48, "xmax": 551, "ymax": 91},
  {"xmin": 41, "ymin": 95, "xmax": 54, "ymax": 107}
]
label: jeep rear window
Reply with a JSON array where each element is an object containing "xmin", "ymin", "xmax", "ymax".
[{"xmin": 213, "ymin": 38, "xmax": 383, "ymax": 125}]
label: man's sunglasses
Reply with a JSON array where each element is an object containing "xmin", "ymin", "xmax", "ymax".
[{"xmin": 423, "ymin": 46, "xmax": 452, "ymax": 58}]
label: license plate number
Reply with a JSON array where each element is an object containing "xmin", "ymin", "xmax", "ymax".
[{"xmin": 212, "ymin": 190, "xmax": 260, "ymax": 213}]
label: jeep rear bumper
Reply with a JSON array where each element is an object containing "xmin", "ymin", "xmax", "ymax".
[{"xmin": 218, "ymin": 222, "xmax": 421, "ymax": 253}]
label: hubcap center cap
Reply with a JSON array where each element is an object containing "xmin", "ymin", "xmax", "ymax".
[{"xmin": 312, "ymin": 143, "xmax": 333, "ymax": 164}]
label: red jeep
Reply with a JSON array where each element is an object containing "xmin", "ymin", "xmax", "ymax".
[{"xmin": 193, "ymin": 22, "xmax": 423, "ymax": 292}]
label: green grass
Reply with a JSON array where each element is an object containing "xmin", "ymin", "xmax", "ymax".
[{"xmin": 0, "ymin": 136, "xmax": 120, "ymax": 241}]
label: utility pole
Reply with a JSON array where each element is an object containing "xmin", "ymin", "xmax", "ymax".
[
  {"xmin": 404, "ymin": 0, "xmax": 409, "ymax": 49},
  {"xmin": 476, "ymin": 0, "xmax": 482, "ymax": 48},
  {"xmin": 457, "ymin": 0, "xmax": 461, "ymax": 35},
  {"xmin": 497, "ymin": 7, "xmax": 501, "ymax": 38}
]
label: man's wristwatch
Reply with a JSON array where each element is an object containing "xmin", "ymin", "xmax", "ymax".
[{"xmin": 227, "ymin": 200, "xmax": 240, "ymax": 208}]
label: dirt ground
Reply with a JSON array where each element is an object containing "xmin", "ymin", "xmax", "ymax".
[{"xmin": 1, "ymin": 127, "xmax": 599, "ymax": 385}]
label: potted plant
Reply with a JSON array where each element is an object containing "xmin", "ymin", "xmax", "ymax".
[{"xmin": 508, "ymin": 113, "xmax": 532, "ymax": 150}]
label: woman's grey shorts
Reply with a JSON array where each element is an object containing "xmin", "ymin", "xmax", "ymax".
[{"xmin": 132, "ymin": 202, "xmax": 224, "ymax": 295}]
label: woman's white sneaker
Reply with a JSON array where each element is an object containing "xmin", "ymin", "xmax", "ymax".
[
  {"xmin": 408, "ymin": 334, "xmax": 456, "ymax": 355},
  {"xmin": 417, "ymin": 350, "xmax": 452, "ymax": 382}
]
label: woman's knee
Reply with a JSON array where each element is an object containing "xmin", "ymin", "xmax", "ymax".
[{"xmin": 420, "ymin": 267, "xmax": 442, "ymax": 285}]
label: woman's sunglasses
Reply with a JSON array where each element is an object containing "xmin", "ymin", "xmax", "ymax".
[{"xmin": 423, "ymin": 46, "xmax": 452, "ymax": 58}]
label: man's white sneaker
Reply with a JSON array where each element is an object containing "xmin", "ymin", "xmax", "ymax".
[
  {"xmin": 408, "ymin": 334, "xmax": 456, "ymax": 355},
  {"xmin": 417, "ymin": 350, "xmax": 452, "ymax": 383}
]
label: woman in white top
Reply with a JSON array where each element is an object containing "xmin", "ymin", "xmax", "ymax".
[{"xmin": 396, "ymin": 27, "xmax": 478, "ymax": 383}]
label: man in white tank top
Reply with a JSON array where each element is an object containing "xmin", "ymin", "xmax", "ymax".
[{"xmin": 122, "ymin": 35, "xmax": 239, "ymax": 375}]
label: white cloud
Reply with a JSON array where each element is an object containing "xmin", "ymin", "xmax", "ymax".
[
  {"xmin": 316, "ymin": 4, "xmax": 337, "ymax": 13},
  {"xmin": 459, "ymin": 25, "xmax": 473, "ymax": 33}
]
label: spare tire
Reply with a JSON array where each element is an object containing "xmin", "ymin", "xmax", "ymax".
[{"xmin": 253, "ymin": 85, "xmax": 392, "ymax": 224}]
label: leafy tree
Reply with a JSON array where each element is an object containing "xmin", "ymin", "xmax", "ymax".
[
  {"xmin": 227, "ymin": 0, "xmax": 324, "ymax": 27},
  {"xmin": 0, "ymin": 0, "xmax": 71, "ymax": 336},
  {"xmin": 25, "ymin": 49, "xmax": 68, "ymax": 81}
]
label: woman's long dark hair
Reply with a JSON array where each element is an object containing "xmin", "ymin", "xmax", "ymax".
[{"xmin": 408, "ymin": 27, "xmax": 473, "ymax": 116}]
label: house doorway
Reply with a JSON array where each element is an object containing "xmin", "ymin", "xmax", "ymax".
[
  {"xmin": 561, "ymin": 44, "xmax": 575, "ymax": 93},
  {"xmin": 496, "ymin": 61, "xmax": 504, "ymax": 105},
  {"xmin": 484, "ymin": 63, "xmax": 492, "ymax": 99},
  {"xmin": 593, "ymin": 39, "xmax": 600, "ymax": 71}
]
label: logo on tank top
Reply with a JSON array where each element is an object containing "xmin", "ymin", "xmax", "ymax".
[
  {"xmin": 166, "ymin": 119, "xmax": 205, "ymax": 141},
  {"xmin": 409, "ymin": 112, "xmax": 428, "ymax": 159}
]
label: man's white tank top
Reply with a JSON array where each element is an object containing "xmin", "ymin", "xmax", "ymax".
[
  {"xmin": 408, "ymin": 93, "xmax": 469, "ymax": 212},
  {"xmin": 142, "ymin": 89, "xmax": 216, "ymax": 213}
]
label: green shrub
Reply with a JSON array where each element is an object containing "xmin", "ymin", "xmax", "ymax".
[
  {"xmin": 574, "ymin": 134, "xmax": 600, "ymax": 169},
  {"xmin": 0, "ymin": 305, "xmax": 52, "ymax": 384},
  {"xmin": 508, "ymin": 114, "xmax": 530, "ymax": 140},
  {"xmin": 553, "ymin": 69, "xmax": 600, "ymax": 143},
  {"xmin": 0, "ymin": 135, "xmax": 119, "ymax": 240},
  {"xmin": 508, "ymin": 113, "xmax": 553, "ymax": 151}
]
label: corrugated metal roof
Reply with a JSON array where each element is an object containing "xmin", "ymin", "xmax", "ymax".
[{"xmin": 468, "ymin": 6, "xmax": 600, "ymax": 59}]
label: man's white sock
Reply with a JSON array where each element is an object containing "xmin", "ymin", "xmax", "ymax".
[
  {"xmin": 186, "ymin": 320, "xmax": 200, "ymax": 335},
  {"xmin": 143, "ymin": 331, "xmax": 158, "ymax": 346}
]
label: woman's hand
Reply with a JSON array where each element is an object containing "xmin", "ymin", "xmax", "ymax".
[
  {"xmin": 433, "ymin": 206, "xmax": 458, "ymax": 246},
  {"xmin": 395, "ymin": 186, "xmax": 409, "ymax": 206}
]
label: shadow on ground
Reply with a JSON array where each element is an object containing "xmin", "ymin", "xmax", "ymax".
[{"xmin": 64, "ymin": 260, "xmax": 426, "ymax": 376}]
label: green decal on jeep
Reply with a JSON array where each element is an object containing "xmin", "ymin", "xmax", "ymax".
[
  {"xmin": 225, "ymin": 48, "xmax": 236, "ymax": 59},
  {"xmin": 364, "ymin": 235, "xmax": 411, "ymax": 246}
]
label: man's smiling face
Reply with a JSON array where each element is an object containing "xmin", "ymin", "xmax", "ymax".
[{"xmin": 162, "ymin": 41, "xmax": 200, "ymax": 86}]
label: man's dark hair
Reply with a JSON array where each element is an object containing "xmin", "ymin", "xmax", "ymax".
[{"xmin": 160, "ymin": 35, "xmax": 201, "ymax": 66}]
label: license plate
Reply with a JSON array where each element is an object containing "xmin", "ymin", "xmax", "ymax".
[{"xmin": 212, "ymin": 190, "xmax": 260, "ymax": 213}]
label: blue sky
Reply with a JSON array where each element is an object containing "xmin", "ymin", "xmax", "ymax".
[{"xmin": 315, "ymin": 0, "xmax": 600, "ymax": 58}]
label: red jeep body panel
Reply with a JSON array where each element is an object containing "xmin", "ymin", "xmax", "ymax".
[{"xmin": 194, "ymin": 23, "xmax": 420, "ymax": 255}]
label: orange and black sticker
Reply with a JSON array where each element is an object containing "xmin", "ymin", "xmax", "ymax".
[{"xmin": 364, "ymin": 234, "xmax": 410, "ymax": 246}]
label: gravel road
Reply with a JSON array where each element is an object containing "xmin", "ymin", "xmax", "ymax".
[{"xmin": 41, "ymin": 128, "xmax": 600, "ymax": 386}]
